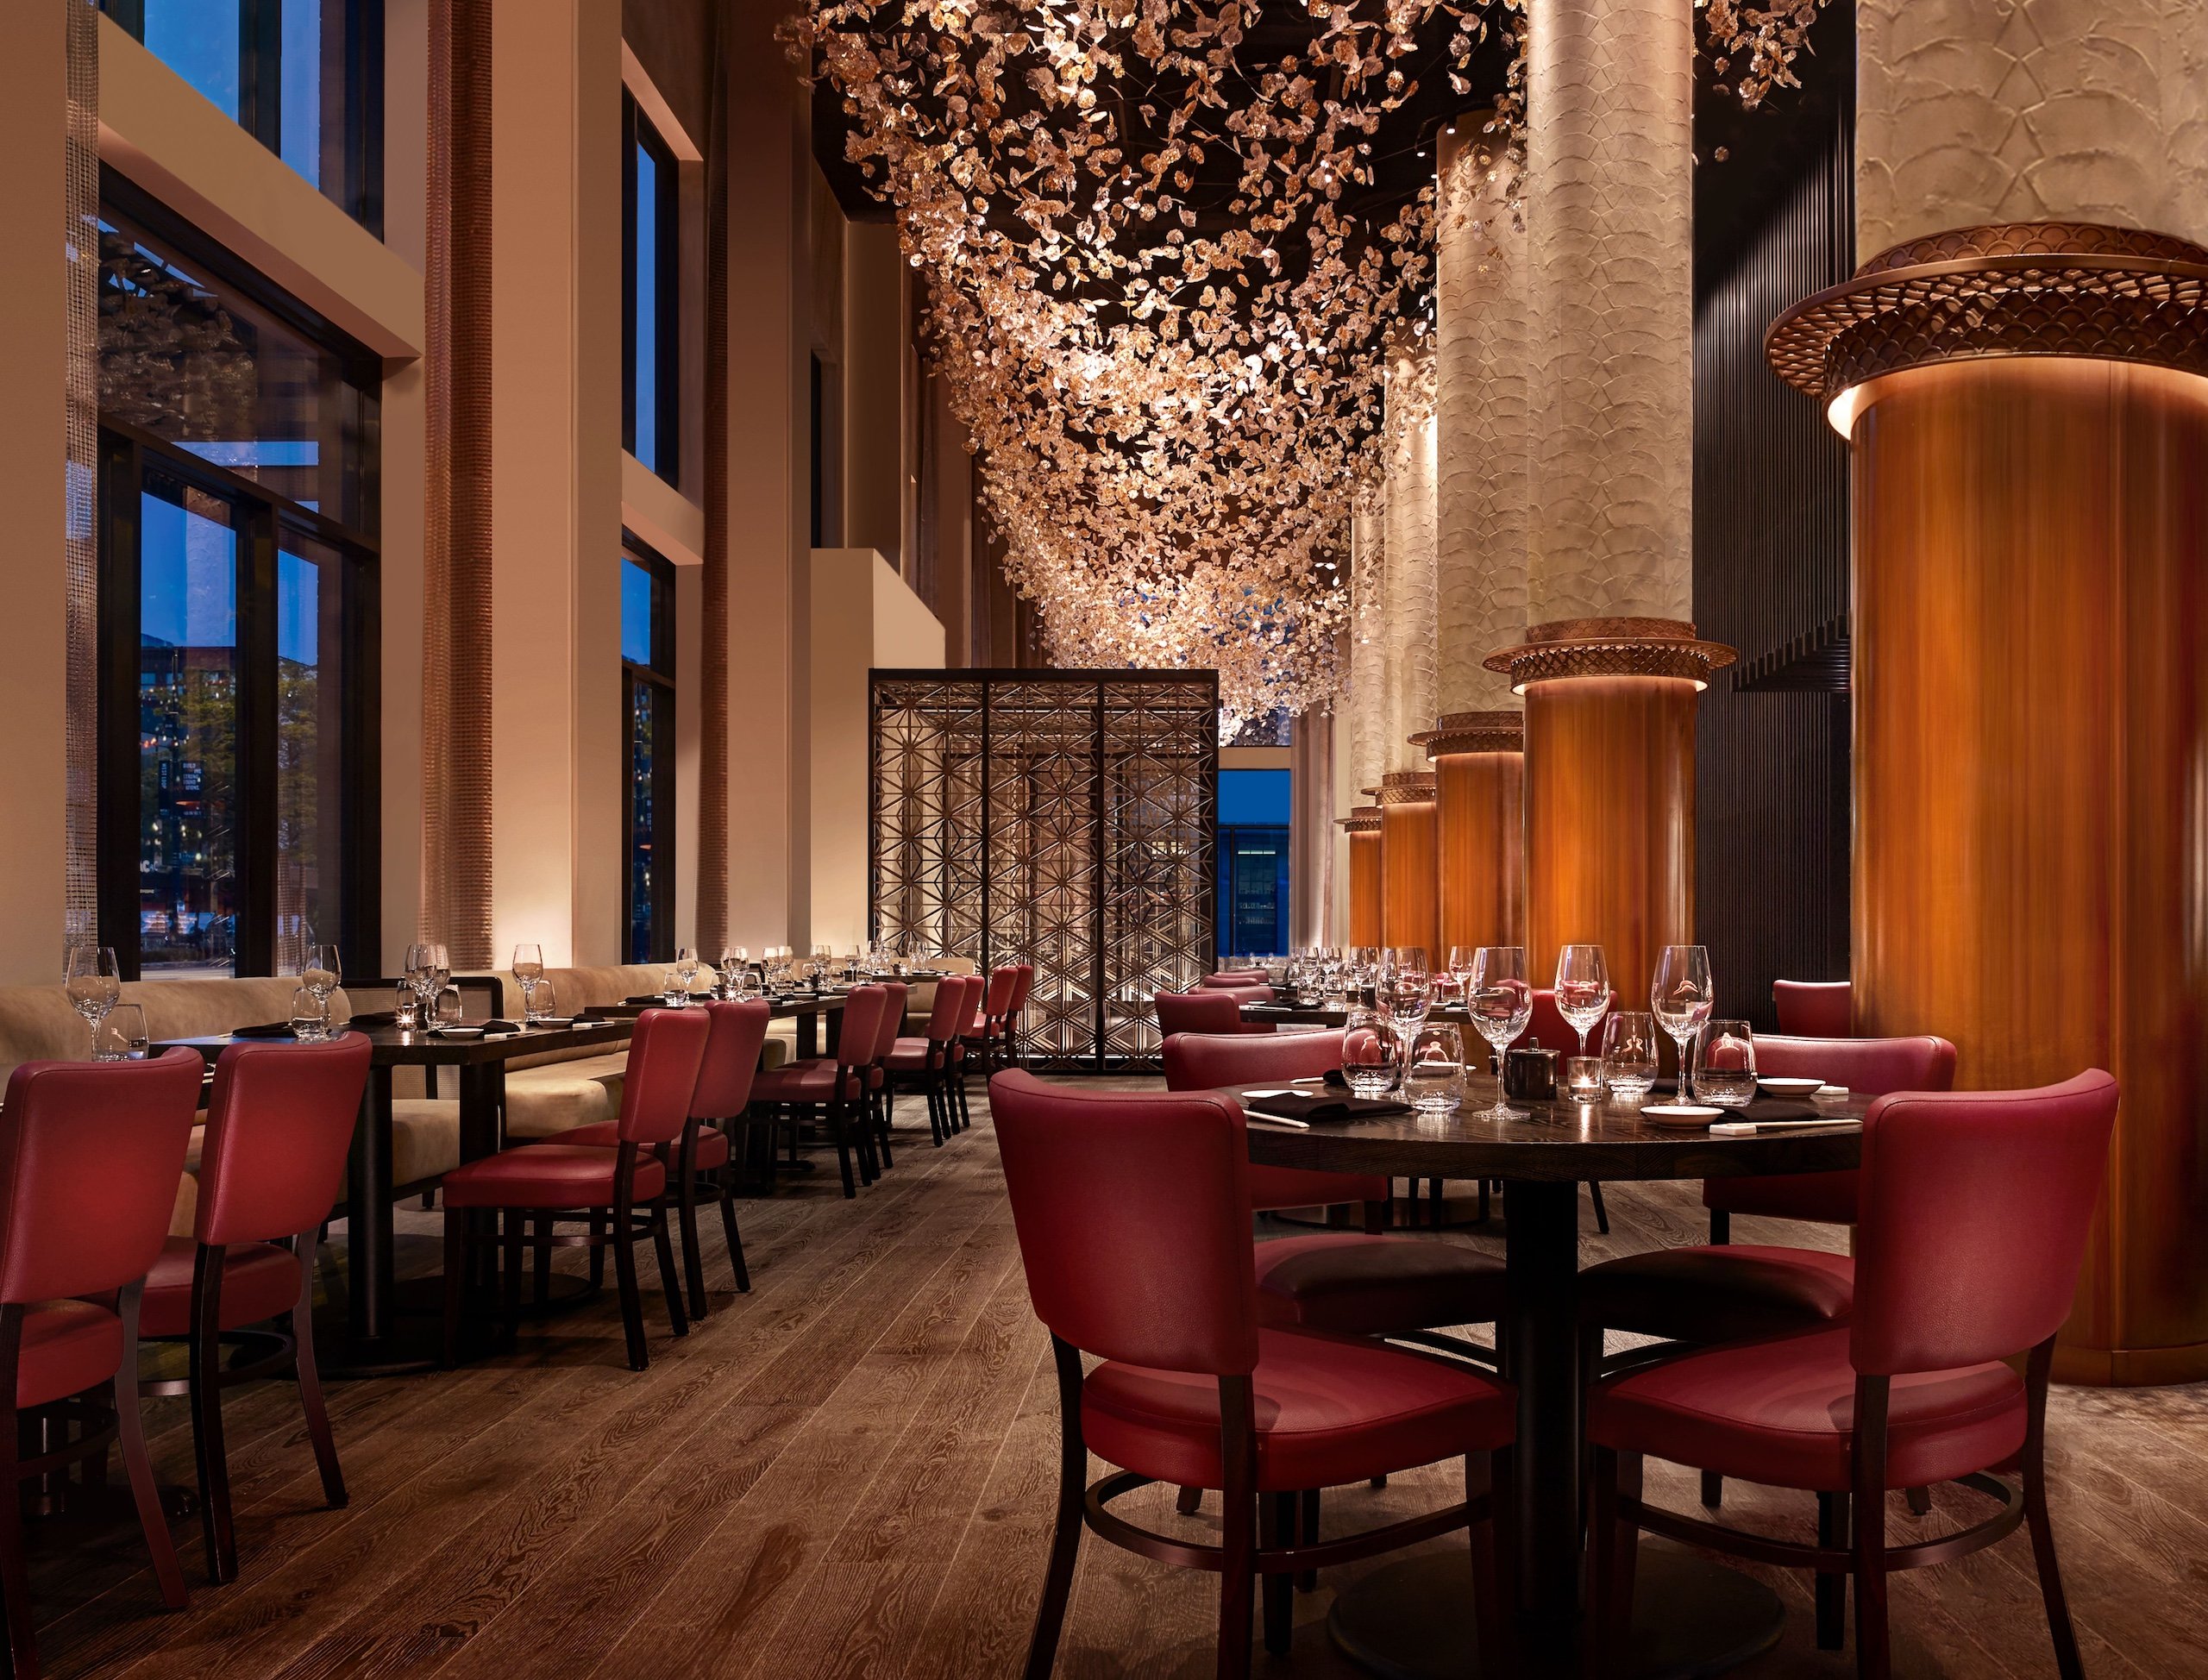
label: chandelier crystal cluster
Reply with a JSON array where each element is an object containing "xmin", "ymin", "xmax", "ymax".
[{"xmin": 790, "ymin": 0, "xmax": 1829, "ymax": 726}]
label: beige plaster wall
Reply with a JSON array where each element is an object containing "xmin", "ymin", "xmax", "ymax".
[{"xmin": 807, "ymin": 549, "xmax": 944, "ymax": 950}]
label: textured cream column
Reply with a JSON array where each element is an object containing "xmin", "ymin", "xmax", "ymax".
[
  {"xmin": 1435, "ymin": 119, "xmax": 1527, "ymax": 714},
  {"xmin": 1347, "ymin": 492, "xmax": 1389, "ymax": 802},
  {"xmin": 1381, "ymin": 340, "xmax": 1438, "ymax": 772},
  {"xmin": 1525, "ymin": 0, "xmax": 1693, "ymax": 623},
  {"xmin": 1511, "ymin": 0, "xmax": 1711, "ymax": 1018},
  {"xmin": 1857, "ymin": 1, "xmax": 2208, "ymax": 260}
]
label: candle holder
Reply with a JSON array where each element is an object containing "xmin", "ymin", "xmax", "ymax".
[{"xmin": 1563, "ymin": 1056, "xmax": 1606, "ymax": 1103}]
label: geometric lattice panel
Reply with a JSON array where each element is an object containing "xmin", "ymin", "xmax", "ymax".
[{"xmin": 871, "ymin": 669, "xmax": 1219, "ymax": 1070}]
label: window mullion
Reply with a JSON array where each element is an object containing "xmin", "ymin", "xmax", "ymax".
[{"xmin": 235, "ymin": 501, "xmax": 282, "ymax": 975}]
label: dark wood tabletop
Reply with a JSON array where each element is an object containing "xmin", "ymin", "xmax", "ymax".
[
  {"xmin": 1226, "ymin": 1075, "xmax": 1867, "ymax": 1182},
  {"xmin": 155, "ymin": 1018, "xmax": 636, "ymax": 1065}
]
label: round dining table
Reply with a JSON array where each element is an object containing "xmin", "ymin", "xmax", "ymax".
[{"xmin": 1221, "ymin": 1072, "xmax": 1870, "ymax": 1680}]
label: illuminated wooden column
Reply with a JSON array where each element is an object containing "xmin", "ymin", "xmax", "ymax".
[
  {"xmin": 1424, "ymin": 116, "xmax": 1527, "ymax": 954},
  {"xmin": 1377, "ymin": 771, "xmax": 1440, "ymax": 960},
  {"xmin": 1500, "ymin": 0, "xmax": 1732, "ymax": 995},
  {"xmin": 1772, "ymin": 227, "xmax": 2208, "ymax": 1384},
  {"xmin": 1343, "ymin": 806, "xmax": 1384, "ymax": 947}
]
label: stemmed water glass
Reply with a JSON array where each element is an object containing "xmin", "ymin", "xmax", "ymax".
[
  {"xmin": 405, "ymin": 943, "xmax": 449, "ymax": 1026},
  {"xmin": 300, "ymin": 943, "xmax": 343, "ymax": 1024},
  {"xmin": 513, "ymin": 943, "xmax": 544, "ymax": 1017},
  {"xmin": 1383, "ymin": 955, "xmax": 1433, "ymax": 1032},
  {"xmin": 718, "ymin": 946, "xmax": 749, "ymax": 998},
  {"xmin": 64, "ymin": 945, "xmax": 122, "ymax": 1056},
  {"xmin": 1466, "ymin": 946, "xmax": 1534, "ymax": 1118},
  {"xmin": 1552, "ymin": 943, "xmax": 1611, "ymax": 1055},
  {"xmin": 1651, "ymin": 944, "xmax": 1716, "ymax": 1082}
]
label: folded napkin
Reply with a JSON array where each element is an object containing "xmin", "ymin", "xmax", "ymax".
[
  {"xmin": 1244, "ymin": 1091, "xmax": 1410, "ymax": 1124},
  {"xmin": 229, "ymin": 1022, "xmax": 298, "ymax": 1040}
]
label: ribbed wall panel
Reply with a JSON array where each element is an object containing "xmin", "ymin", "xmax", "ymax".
[{"xmin": 1692, "ymin": 99, "xmax": 1854, "ymax": 1028}]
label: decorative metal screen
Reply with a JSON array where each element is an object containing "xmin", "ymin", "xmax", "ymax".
[{"xmin": 871, "ymin": 670, "xmax": 1219, "ymax": 1070}]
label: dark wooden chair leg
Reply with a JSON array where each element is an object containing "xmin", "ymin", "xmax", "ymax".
[
  {"xmin": 2023, "ymin": 1341, "xmax": 2086, "ymax": 1680},
  {"xmin": 1815, "ymin": 1490, "xmax": 1847, "ymax": 1649},
  {"xmin": 1024, "ymin": 1341, "xmax": 1086, "ymax": 1680},
  {"xmin": 717, "ymin": 1172, "xmax": 750, "ymax": 1293},
  {"xmin": 1588, "ymin": 1180, "xmax": 1610, "ymax": 1235},
  {"xmin": 0, "ymin": 1374, "xmax": 37, "ymax": 1677},
  {"xmin": 1218, "ymin": 1487, "xmax": 1257, "ymax": 1680},
  {"xmin": 955, "ymin": 1066, "xmax": 973, "ymax": 1131},
  {"xmin": 1709, "ymin": 1208, "xmax": 1731, "ymax": 1244},
  {"xmin": 679, "ymin": 1163, "xmax": 708, "ymax": 1320},
  {"xmin": 115, "ymin": 1286, "xmax": 189, "ymax": 1611},
  {"xmin": 1589, "ymin": 1447, "xmax": 1641, "ymax": 1680},
  {"xmin": 1296, "ymin": 1488, "xmax": 1320, "ymax": 1591},
  {"xmin": 442, "ymin": 1208, "xmax": 467, "ymax": 1367},
  {"xmin": 1261, "ymin": 1492, "xmax": 1295, "ymax": 1654},
  {"xmin": 1175, "ymin": 1484, "xmax": 1202, "ymax": 1516},
  {"xmin": 1851, "ymin": 1379, "xmax": 1893, "ymax": 1680},
  {"xmin": 291, "ymin": 1240, "xmax": 347, "ymax": 1508},
  {"xmin": 533, "ymin": 1213, "xmax": 553, "ymax": 1305},
  {"xmin": 1465, "ymin": 1451, "xmax": 1509, "ymax": 1677},
  {"xmin": 650, "ymin": 1207, "xmax": 689, "ymax": 1338},
  {"xmin": 1477, "ymin": 1178, "xmax": 1490, "ymax": 1223},
  {"xmin": 1700, "ymin": 1469, "xmax": 1723, "ymax": 1508},
  {"xmin": 189, "ymin": 1248, "xmax": 237, "ymax": 1583},
  {"xmin": 588, "ymin": 1210, "xmax": 607, "ymax": 1288},
  {"xmin": 500, "ymin": 1211, "xmax": 525, "ymax": 1346},
  {"xmin": 1905, "ymin": 1483, "xmax": 1933, "ymax": 1516},
  {"xmin": 612, "ymin": 1213, "xmax": 649, "ymax": 1371}
]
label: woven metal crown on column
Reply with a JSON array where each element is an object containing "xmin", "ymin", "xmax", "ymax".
[{"xmin": 869, "ymin": 670, "xmax": 1220, "ymax": 1072}]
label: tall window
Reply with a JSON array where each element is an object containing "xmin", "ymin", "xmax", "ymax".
[
  {"xmin": 1217, "ymin": 768, "xmax": 1290, "ymax": 959},
  {"xmin": 622, "ymin": 546, "xmax": 675, "ymax": 963},
  {"xmin": 97, "ymin": 180, "xmax": 379, "ymax": 978},
  {"xmin": 623, "ymin": 91, "xmax": 681, "ymax": 483},
  {"xmin": 100, "ymin": 1, "xmax": 385, "ymax": 234}
]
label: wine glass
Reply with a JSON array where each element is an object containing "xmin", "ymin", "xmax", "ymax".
[
  {"xmin": 64, "ymin": 946, "xmax": 122, "ymax": 1055},
  {"xmin": 1341, "ymin": 1007, "xmax": 1404, "ymax": 1099},
  {"xmin": 1466, "ymin": 946, "xmax": 1534, "ymax": 1118},
  {"xmin": 718, "ymin": 946, "xmax": 747, "ymax": 998},
  {"xmin": 1651, "ymin": 943, "xmax": 1716, "ymax": 1081},
  {"xmin": 512, "ymin": 943, "xmax": 544, "ymax": 1015},
  {"xmin": 1552, "ymin": 943, "xmax": 1611, "ymax": 1054},
  {"xmin": 1600, "ymin": 1012, "xmax": 1660, "ymax": 1105},
  {"xmin": 674, "ymin": 946, "xmax": 701, "ymax": 997},
  {"xmin": 1692, "ymin": 1020, "xmax": 1759, "ymax": 1107},
  {"xmin": 1383, "ymin": 961, "xmax": 1433, "ymax": 1032},
  {"xmin": 94, "ymin": 1003, "xmax": 150, "ymax": 1063},
  {"xmin": 303, "ymin": 943, "xmax": 342, "ymax": 1015},
  {"xmin": 1404, "ymin": 1024, "xmax": 1466, "ymax": 1116},
  {"xmin": 405, "ymin": 943, "xmax": 438, "ymax": 1021}
]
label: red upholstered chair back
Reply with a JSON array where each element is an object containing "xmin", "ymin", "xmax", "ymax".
[
  {"xmin": 198, "ymin": 1034, "xmax": 373, "ymax": 1246},
  {"xmin": 1009, "ymin": 963, "xmax": 1034, "ymax": 1013},
  {"xmin": 615, "ymin": 1008, "xmax": 712, "ymax": 1146},
  {"xmin": 690, "ymin": 1000, "xmax": 771, "ymax": 1119},
  {"xmin": 990, "ymin": 1070, "xmax": 1259, "ymax": 1376},
  {"xmin": 983, "ymin": 966, "xmax": 1019, "ymax": 1019},
  {"xmin": 1155, "ymin": 990, "xmax": 1247, "ymax": 1036},
  {"xmin": 1163, "ymin": 1030, "xmax": 1347, "ymax": 1092},
  {"xmin": 836, "ymin": 986, "xmax": 890, "ymax": 1073},
  {"xmin": 0, "ymin": 1050, "xmax": 204, "ymax": 1305},
  {"xmin": 1528, "ymin": 987, "xmax": 1616, "ymax": 1053},
  {"xmin": 1849, "ymin": 1071, "xmax": 2117, "ymax": 1376},
  {"xmin": 1755, "ymin": 1034, "xmax": 1956, "ymax": 1096},
  {"xmin": 1774, "ymin": 980, "xmax": 1854, "ymax": 1037},
  {"xmin": 872, "ymin": 981, "xmax": 910, "ymax": 1060},
  {"xmin": 1201, "ymin": 970, "xmax": 1270, "ymax": 989},
  {"xmin": 921, "ymin": 974, "xmax": 969, "ymax": 1042}
]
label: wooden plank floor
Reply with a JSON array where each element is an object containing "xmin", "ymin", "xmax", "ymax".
[{"xmin": 28, "ymin": 1080, "xmax": 2208, "ymax": 1679}]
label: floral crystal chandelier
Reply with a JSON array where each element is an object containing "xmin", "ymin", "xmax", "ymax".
[{"xmin": 788, "ymin": 0, "xmax": 1828, "ymax": 727}]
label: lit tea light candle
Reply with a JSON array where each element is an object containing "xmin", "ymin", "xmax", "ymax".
[{"xmin": 1564, "ymin": 1056, "xmax": 1606, "ymax": 1101}]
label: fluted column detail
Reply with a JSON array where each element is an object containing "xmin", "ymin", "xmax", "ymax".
[
  {"xmin": 1525, "ymin": 0, "xmax": 1694, "ymax": 624},
  {"xmin": 1435, "ymin": 116, "xmax": 1527, "ymax": 711},
  {"xmin": 1857, "ymin": 1, "xmax": 2208, "ymax": 260},
  {"xmin": 1382, "ymin": 340, "xmax": 1438, "ymax": 771},
  {"xmin": 1347, "ymin": 490, "xmax": 1389, "ymax": 800}
]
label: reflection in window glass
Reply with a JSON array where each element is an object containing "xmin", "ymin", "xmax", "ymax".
[
  {"xmin": 1217, "ymin": 768, "xmax": 1291, "ymax": 959},
  {"xmin": 140, "ymin": 476, "xmax": 240, "ymax": 975},
  {"xmin": 628, "ymin": 682, "xmax": 665, "ymax": 964},
  {"xmin": 624, "ymin": 91, "xmax": 679, "ymax": 483},
  {"xmin": 620, "ymin": 558, "xmax": 653, "ymax": 668},
  {"xmin": 98, "ymin": 198, "xmax": 378, "ymax": 531},
  {"xmin": 623, "ymin": 547, "xmax": 674, "ymax": 964},
  {"xmin": 633, "ymin": 140, "xmax": 659, "ymax": 470},
  {"xmin": 143, "ymin": 0, "xmax": 243, "ymax": 121},
  {"xmin": 276, "ymin": 541, "xmax": 345, "ymax": 972}
]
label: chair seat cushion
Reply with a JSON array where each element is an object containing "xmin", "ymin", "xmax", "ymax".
[
  {"xmin": 17, "ymin": 1300, "xmax": 122, "ymax": 1409},
  {"xmin": 1253, "ymin": 1235, "xmax": 1509, "ymax": 1336},
  {"xmin": 751, "ymin": 1061, "xmax": 861, "ymax": 1103},
  {"xmin": 1082, "ymin": 1327, "xmax": 1514, "ymax": 1494},
  {"xmin": 1249, "ymin": 1163, "xmax": 1389, "ymax": 1213},
  {"xmin": 886, "ymin": 1039, "xmax": 939, "ymax": 1071},
  {"xmin": 558, "ymin": 1121, "xmax": 731, "ymax": 1169},
  {"xmin": 141, "ymin": 1238, "xmax": 300, "ymax": 1338},
  {"xmin": 1579, "ymin": 1244, "xmax": 1855, "ymax": 1345},
  {"xmin": 442, "ymin": 1144, "xmax": 666, "ymax": 1209},
  {"xmin": 1703, "ymin": 1169, "xmax": 1860, "ymax": 1226},
  {"xmin": 1589, "ymin": 1326, "xmax": 2025, "ymax": 1494}
]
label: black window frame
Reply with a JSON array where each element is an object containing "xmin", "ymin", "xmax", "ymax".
[
  {"xmin": 621, "ymin": 540, "xmax": 676, "ymax": 965},
  {"xmin": 621, "ymin": 88, "xmax": 681, "ymax": 486},
  {"xmin": 100, "ymin": 0, "xmax": 386, "ymax": 238}
]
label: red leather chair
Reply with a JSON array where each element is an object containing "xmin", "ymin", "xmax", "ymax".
[
  {"xmin": 962, "ymin": 966, "xmax": 1019, "ymax": 1078},
  {"xmin": 442, "ymin": 1007, "xmax": 708, "ymax": 1371},
  {"xmin": 1775, "ymin": 979, "xmax": 1854, "ymax": 1037},
  {"xmin": 1156, "ymin": 990, "xmax": 1270, "ymax": 1037},
  {"xmin": 1702, "ymin": 1034, "xmax": 1958, "ymax": 1242},
  {"xmin": 1587, "ymin": 1071, "xmax": 2118, "ymax": 1680},
  {"xmin": 0, "ymin": 1050, "xmax": 202, "ymax": 1671},
  {"xmin": 944, "ymin": 975, "xmax": 982, "ymax": 1136},
  {"xmin": 888, "ymin": 974, "xmax": 969, "ymax": 1145},
  {"xmin": 1164, "ymin": 1031, "xmax": 1509, "ymax": 1338},
  {"xmin": 1200, "ymin": 969, "xmax": 1272, "ymax": 989},
  {"xmin": 1006, "ymin": 962, "xmax": 1034, "ymax": 1069},
  {"xmin": 564, "ymin": 1000, "xmax": 768, "ymax": 1316},
  {"xmin": 868, "ymin": 981, "xmax": 910, "ymax": 1170},
  {"xmin": 141, "ymin": 1034, "xmax": 371, "ymax": 1584},
  {"xmin": 990, "ymin": 1072, "xmax": 1514, "ymax": 1679},
  {"xmin": 750, "ymin": 985, "xmax": 889, "ymax": 1197}
]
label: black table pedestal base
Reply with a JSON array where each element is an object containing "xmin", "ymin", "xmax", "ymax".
[{"xmin": 1327, "ymin": 1544, "xmax": 1784, "ymax": 1680}]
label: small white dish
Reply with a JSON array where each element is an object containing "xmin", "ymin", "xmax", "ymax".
[
  {"xmin": 1757, "ymin": 1076, "xmax": 1822, "ymax": 1097},
  {"xmin": 1813, "ymin": 1084, "xmax": 1851, "ymax": 1102},
  {"xmin": 1642, "ymin": 1103, "xmax": 1724, "ymax": 1129}
]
